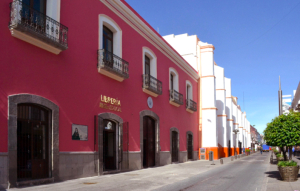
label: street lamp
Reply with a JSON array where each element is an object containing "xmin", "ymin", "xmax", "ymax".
[{"xmin": 233, "ymin": 129, "xmax": 239, "ymax": 156}]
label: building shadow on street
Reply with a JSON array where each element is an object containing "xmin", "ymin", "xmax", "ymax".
[
  {"xmin": 265, "ymin": 170, "xmax": 300, "ymax": 181},
  {"xmin": 264, "ymin": 171, "xmax": 281, "ymax": 180}
]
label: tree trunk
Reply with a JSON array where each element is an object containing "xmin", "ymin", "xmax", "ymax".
[
  {"xmin": 281, "ymin": 146, "xmax": 287, "ymax": 161},
  {"xmin": 289, "ymin": 146, "xmax": 293, "ymax": 161}
]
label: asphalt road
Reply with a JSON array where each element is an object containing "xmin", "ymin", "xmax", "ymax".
[{"xmin": 156, "ymin": 152, "xmax": 270, "ymax": 191}]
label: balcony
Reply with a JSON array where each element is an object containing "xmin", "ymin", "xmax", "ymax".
[
  {"xmin": 186, "ymin": 99, "xmax": 197, "ymax": 113},
  {"xmin": 98, "ymin": 49, "xmax": 129, "ymax": 82},
  {"xmin": 9, "ymin": 0, "xmax": 68, "ymax": 54},
  {"xmin": 169, "ymin": 90, "xmax": 183, "ymax": 107},
  {"xmin": 142, "ymin": 74, "xmax": 162, "ymax": 97}
]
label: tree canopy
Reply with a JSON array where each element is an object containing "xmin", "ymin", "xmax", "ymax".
[{"xmin": 264, "ymin": 112, "xmax": 300, "ymax": 147}]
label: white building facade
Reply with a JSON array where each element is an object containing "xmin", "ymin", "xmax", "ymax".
[{"xmin": 164, "ymin": 33, "xmax": 252, "ymax": 159}]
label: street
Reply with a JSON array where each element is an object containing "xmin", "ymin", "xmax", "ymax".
[
  {"xmin": 156, "ymin": 152, "xmax": 269, "ymax": 191},
  {"xmin": 9, "ymin": 152, "xmax": 275, "ymax": 191}
]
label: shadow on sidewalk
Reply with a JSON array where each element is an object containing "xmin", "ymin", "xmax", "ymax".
[
  {"xmin": 265, "ymin": 170, "xmax": 300, "ymax": 181},
  {"xmin": 264, "ymin": 171, "xmax": 281, "ymax": 180}
]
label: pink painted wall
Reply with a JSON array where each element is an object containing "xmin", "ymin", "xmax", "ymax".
[{"xmin": 0, "ymin": 0, "xmax": 198, "ymax": 153}]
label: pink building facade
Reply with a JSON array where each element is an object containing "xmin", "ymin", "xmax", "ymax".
[{"xmin": 0, "ymin": 0, "xmax": 199, "ymax": 188}]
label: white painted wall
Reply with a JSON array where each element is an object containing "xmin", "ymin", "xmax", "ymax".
[
  {"xmin": 215, "ymin": 66, "xmax": 227, "ymax": 147},
  {"xmin": 200, "ymin": 43, "xmax": 217, "ymax": 148},
  {"xmin": 225, "ymin": 78, "xmax": 233, "ymax": 148},
  {"xmin": 232, "ymin": 103, "xmax": 238, "ymax": 148},
  {"xmin": 163, "ymin": 34, "xmax": 198, "ymax": 71}
]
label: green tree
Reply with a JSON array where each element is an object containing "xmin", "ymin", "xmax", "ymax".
[{"xmin": 264, "ymin": 111, "xmax": 300, "ymax": 161}]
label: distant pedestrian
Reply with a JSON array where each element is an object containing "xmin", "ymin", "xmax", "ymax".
[
  {"xmin": 292, "ymin": 147, "xmax": 295, "ymax": 156},
  {"xmin": 260, "ymin": 147, "xmax": 263, "ymax": 155}
]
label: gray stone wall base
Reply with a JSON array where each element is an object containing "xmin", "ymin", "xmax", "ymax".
[
  {"xmin": 160, "ymin": 152, "xmax": 171, "ymax": 166},
  {"xmin": 128, "ymin": 152, "xmax": 141, "ymax": 171},
  {"xmin": 193, "ymin": 151, "xmax": 199, "ymax": 160},
  {"xmin": 0, "ymin": 184, "xmax": 7, "ymax": 191},
  {"xmin": 121, "ymin": 152, "xmax": 129, "ymax": 171},
  {"xmin": 58, "ymin": 153, "xmax": 98, "ymax": 181},
  {"xmin": 179, "ymin": 151, "xmax": 187, "ymax": 163},
  {"xmin": 0, "ymin": 155, "xmax": 8, "ymax": 191}
]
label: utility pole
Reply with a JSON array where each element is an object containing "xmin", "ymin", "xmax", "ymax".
[
  {"xmin": 278, "ymin": 76, "xmax": 283, "ymax": 153},
  {"xmin": 278, "ymin": 76, "xmax": 282, "ymax": 115}
]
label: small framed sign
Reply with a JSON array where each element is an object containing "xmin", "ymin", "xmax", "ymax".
[{"xmin": 72, "ymin": 124, "xmax": 88, "ymax": 141}]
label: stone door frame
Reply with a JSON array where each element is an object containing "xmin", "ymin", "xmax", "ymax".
[
  {"xmin": 98, "ymin": 112, "xmax": 123, "ymax": 175},
  {"xmin": 8, "ymin": 94, "xmax": 59, "ymax": 187},
  {"xmin": 170, "ymin": 127, "xmax": 179, "ymax": 163},
  {"xmin": 140, "ymin": 110, "xmax": 160, "ymax": 168},
  {"xmin": 186, "ymin": 131, "xmax": 193, "ymax": 160}
]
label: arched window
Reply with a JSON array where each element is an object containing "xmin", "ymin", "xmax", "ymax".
[
  {"xmin": 142, "ymin": 47, "xmax": 162, "ymax": 96},
  {"xmin": 169, "ymin": 68, "xmax": 179, "ymax": 91},
  {"xmin": 185, "ymin": 80, "xmax": 196, "ymax": 112},
  {"xmin": 99, "ymin": 15, "xmax": 122, "ymax": 57},
  {"xmin": 169, "ymin": 68, "xmax": 183, "ymax": 106},
  {"xmin": 98, "ymin": 15, "xmax": 129, "ymax": 82},
  {"xmin": 186, "ymin": 80, "xmax": 193, "ymax": 100},
  {"xmin": 142, "ymin": 47, "xmax": 157, "ymax": 78}
]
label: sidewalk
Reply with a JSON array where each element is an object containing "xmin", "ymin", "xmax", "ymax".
[
  {"xmin": 265, "ymin": 152, "xmax": 300, "ymax": 191},
  {"xmin": 7, "ymin": 154, "xmax": 247, "ymax": 191}
]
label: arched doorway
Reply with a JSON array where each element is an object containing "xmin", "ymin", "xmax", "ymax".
[
  {"xmin": 239, "ymin": 141, "xmax": 242, "ymax": 154},
  {"xmin": 8, "ymin": 94, "xmax": 59, "ymax": 187},
  {"xmin": 170, "ymin": 128, "xmax": 179, "ymax": 163},
  {"xmin": 17, "ymin": 104, "xmax": 50, "ymax": 181},
  {"xmin": 143, "ymin": 116, "xmax": 155, "ymax": 168},
  {"xmin": 187, "ymin": 134, "xmax": 193, "ymax": 160},
  {"xmin": 98, "ymin": 113, "xmax": 123, "ymax": 175},
  {"xmin": 139, "ymin": 110, "xmax": 160, "ymax": 169},
  {"xmin": 186, "ymin": 131, "xmax": 194, "ymax": 160}
]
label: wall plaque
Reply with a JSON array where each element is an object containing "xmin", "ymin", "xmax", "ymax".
[
  {"xmin": 147, "ymin": 97, "xmax": 153, "ymax": 108},
  {"xmin": 72, "ymin": 124, "xmax": 88, "ymax": 141}
]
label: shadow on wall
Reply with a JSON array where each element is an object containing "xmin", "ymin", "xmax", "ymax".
[
  {"xmin": 218, "ymin": 143, "xmax": 225, "ymax": 158},
  {"xmin": 225, "ymin": 106, "xmax": 230, "ymax": 139}
]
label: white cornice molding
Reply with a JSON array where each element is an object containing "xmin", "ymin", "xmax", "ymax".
[{"xmin": 100, "ymin": 0, "xmax": 199, "ymax": 81}]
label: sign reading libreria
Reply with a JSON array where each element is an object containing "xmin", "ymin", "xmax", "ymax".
[{"xmin": 99, "ymin": 95, "xmax": 122, "ymax": 112}]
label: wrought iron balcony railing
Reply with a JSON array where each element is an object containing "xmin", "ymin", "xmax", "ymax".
[
  {"xmin": 98, "ymin": 49, "xmax": 129, "ymax": 79},
  {"xmin": 142, "ymin": 74, "xmax": 162, "ymax": 95},
  {"xmin": 169, "ymin": 89, "xmax": 183, "ymax": 105},
  {"xmin": 9, "ymin": 0, "xmax": 68, "ymax": 51},
  {"xmin": 186, "ymin": 99, "xmax": 197, "ymax": 112}
]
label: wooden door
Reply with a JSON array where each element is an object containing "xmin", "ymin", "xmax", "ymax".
[
  {"xmin": 31, "ymin": 122, "xmax": 48, "ymax": 179},
  {"xmin": 17, "ymin": 104, "xmax": 49, "ymax": 181},
  {"xmin": 143, "ymin": 116, "xmax": 155, "ymax": 168},
  {"xmin": 172, "ymin": 131, "xmax": 178, "ymax": 162},
  {"xmin": 187, "ymin": 134, "xmax": 193, "ymax": 160}
]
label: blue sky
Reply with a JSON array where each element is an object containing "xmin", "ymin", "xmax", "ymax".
[{"xmin": 126, "ymin": 0, "xmax": 300, "ymax": 134}]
